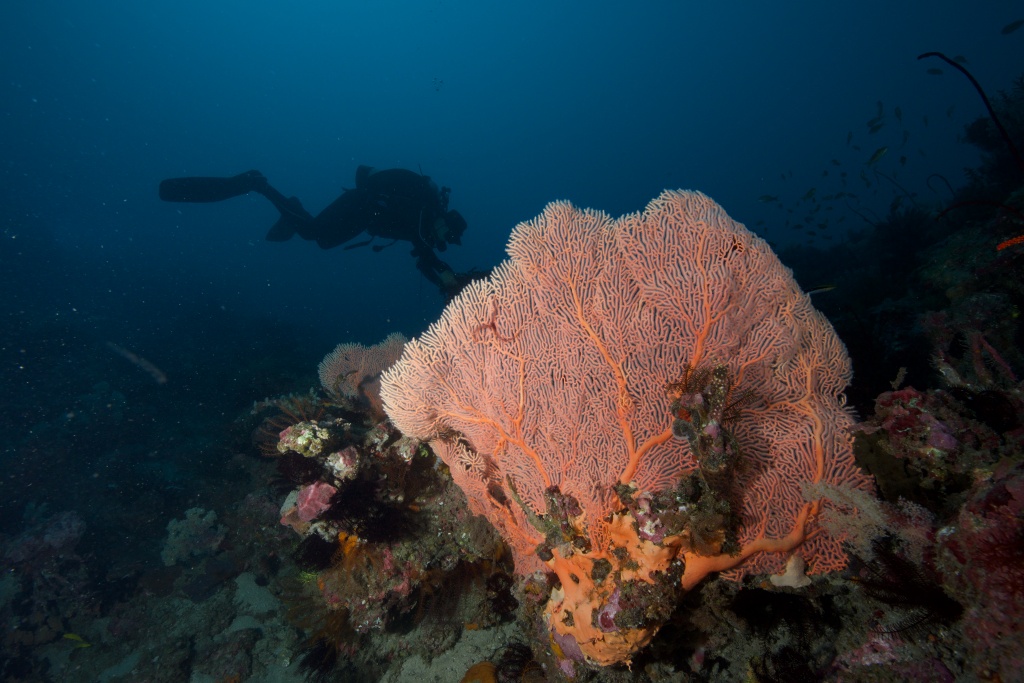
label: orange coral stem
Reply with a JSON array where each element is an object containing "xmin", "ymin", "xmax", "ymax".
[
  {"xmin": 620, "ymin": 427, "xmax": 675, "ymax": 484},
  {"xmin": 679, "ymin": 503, "xmax": 812, "ymax": 591}
]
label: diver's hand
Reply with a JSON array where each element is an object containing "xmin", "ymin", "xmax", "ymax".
[{"xmin": 439, "ymin": 269, "xmax": 458, "ymax": 290}]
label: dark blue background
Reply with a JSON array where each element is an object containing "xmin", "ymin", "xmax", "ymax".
[{"xmin": 2, "ymin": 1, "xmax": 1020, "ymax": 345}]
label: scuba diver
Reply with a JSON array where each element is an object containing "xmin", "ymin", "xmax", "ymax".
[{"xmin": 159, "ymin": 166, "xmax": 484, "ymax": 299}]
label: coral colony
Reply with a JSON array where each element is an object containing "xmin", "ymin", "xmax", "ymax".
[{"xmin": 381, "ymin": 191, "xmax": 873, "ymax": 667}]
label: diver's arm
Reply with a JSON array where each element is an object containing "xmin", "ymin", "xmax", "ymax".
[{"xmin": 412, "ymin": 244, "xmax": 458, "ymax": 294}]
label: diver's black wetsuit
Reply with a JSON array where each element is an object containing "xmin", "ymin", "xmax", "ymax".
[
  {"xmin": 159, "ymin": 166, "xmax": 475, "ymax": 296},
  {"xmin": 301, "ymin": 166, "xmax": 459, "ymax": 289}
]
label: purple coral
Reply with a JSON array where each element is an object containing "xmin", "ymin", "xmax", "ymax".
[
  {"xmin": 596, "ymin": 588, "xmax": 622, "ymax": 632},
  {"xmin": 871, "ymin": 388, "xmax": 960, "ymax": 458}
]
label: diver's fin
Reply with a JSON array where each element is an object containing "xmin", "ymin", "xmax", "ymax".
[
  {"xmin": 371, "ymin": 239, "xmax": 398, "ymax": 253},
  {"xmin": 341, "ymin": 238, "xmax": 375, "ymax": 250},
  {"xmin": 159, "ymin": 171, "xmax": 266, "ymax": 203}
]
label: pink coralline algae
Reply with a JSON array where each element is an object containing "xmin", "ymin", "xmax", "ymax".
[
  {"xmin": 856, "ymin": 386, "xmax": 1008, "ymax": 493},
  {"xmin": 296, "ymin": 482, "xmax": 338, "ymax": 522},
  {"xmin": 868, "ymin": 388, "xmax": 960, "ymax": 457},
  {"xmin": 325, "ymin": 447, "xmax": 360, "ymax": 482},
  {"xmin": 3, "ymin": 511, "xmax": 85, "ymax": 565},
  {"xmin": 938, "ymin": 460, "xmax": 1024, "ymax": 677}
]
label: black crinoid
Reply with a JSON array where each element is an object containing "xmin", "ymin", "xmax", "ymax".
[
  {"xmin": 283, "ymin": 581, "xmax": 376, "ymax": 683},
  {"xmin": 251, "ymin": 391, "xmax": 329, "ymax": 458},
  {"xmin": 319, "ymin": 474, "xmax": 420, "ymax": 543},
  {"xmin": 666, "ymin": 364, "xmax": 759, "ymax": 514},
  {"xmin": 850, "ymin": 535, "xmax": 963, "ymax": 636},
  {"xmin": 729, "ymin": 584, "xmax": 843, "ymax": 680},
  {"xmin": 320, "ymin": 443, "xmax": 439, "ymax": 543},
  {"xmin": 272, "ymin": 452, "xmax": 323, "ymax": 493},
  {"xmin": 494, "ymin": 642, "xmax": 545, "ymax": 683},
  {"xmin": 296, "ymin": 635, "xmax": 364, "ymax": 683},
  {"xmin": 293, "ymin": 532, "xmax": 340, "ymax": 572},
  {"xmin": 293, "ymin": 612, "xmax": 375, "ymax": 683}
]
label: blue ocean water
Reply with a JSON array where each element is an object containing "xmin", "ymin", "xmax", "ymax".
[{"xmin": 1, "ymin": 2, "xmax": 1021, "ymax": 681}]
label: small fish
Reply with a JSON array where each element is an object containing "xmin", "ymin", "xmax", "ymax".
[
  {"xmin": 792, "ymin": 223, "xmax": 803, "ymax": 230},
  {"xmin": 901, "ymin": 129, "xmax": 911, "ymax": 147},
  {"xmin": 899, "ymin": 155, "xmax": 907, "ymax": 167},
  {"xmin": 953, "ymin": 55, "xmax": 968, "ymax": 64},
  {"xmin": 1001, "ymin": 18, "xmax": 1024, "ymax": 35},
  {"xmin": 63, "ymin": 633, "xmax": 92, "ymax": 648},
  {"xmin": 846, "ymin": 131, "xmax": 853, "ymax": 145},
  {"xmin": 822, "ymin": 170, "xmax": 829, "ymax": 177},
  {"xmin": 867, "ymin": 146, "xmax": 888, "ymax": 165},
  {"xmin": 894, "ymin": 106, "xmax": 903, "ymax": 124},
  {"xmin": 853, "ymin": 144, "xmax": 862, "ymax": 151},
  {"xmin": 802, "ymin": 188, "xmax": 817, "ymax": 201},
  {"xmin": 807, "ymin": 284, "xmax": 836, "ymax": 296},
  {"xmin": 923, "ymin": 115, "xmax": 929, "ymax": 127},
  {"xmin": 831, "ymin": 159, "xmax": 841, "ymax": 166},
  {"xmin": 758, "ymin": 194, "xmax": 779, "ymax": 203},
  {"xmin": 927, "ymin": 68, "xmax": 943, "ymax": 75},
  {"xmin": 868, "ymin": 122, "xmax": 884, "ymax": 134},
  {"xmin": 947, "ymin": 105, "xmax": 955, "ymax": 118}
]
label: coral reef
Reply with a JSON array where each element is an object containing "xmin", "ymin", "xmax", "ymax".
[
  {"xmin": 6, "ymin": 74, "xmax": 1024, "ymax": 682},
  {"xmin": 938, "ymin": 460, "xmax": 1024, "ymax": 678},
  {"xmin": 160, "ymin": 507, "xmax": 227, "ymax": 567},
  {"xmin": 318, "ymin": 333, "xmax": 408, "ymax": 419}
]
